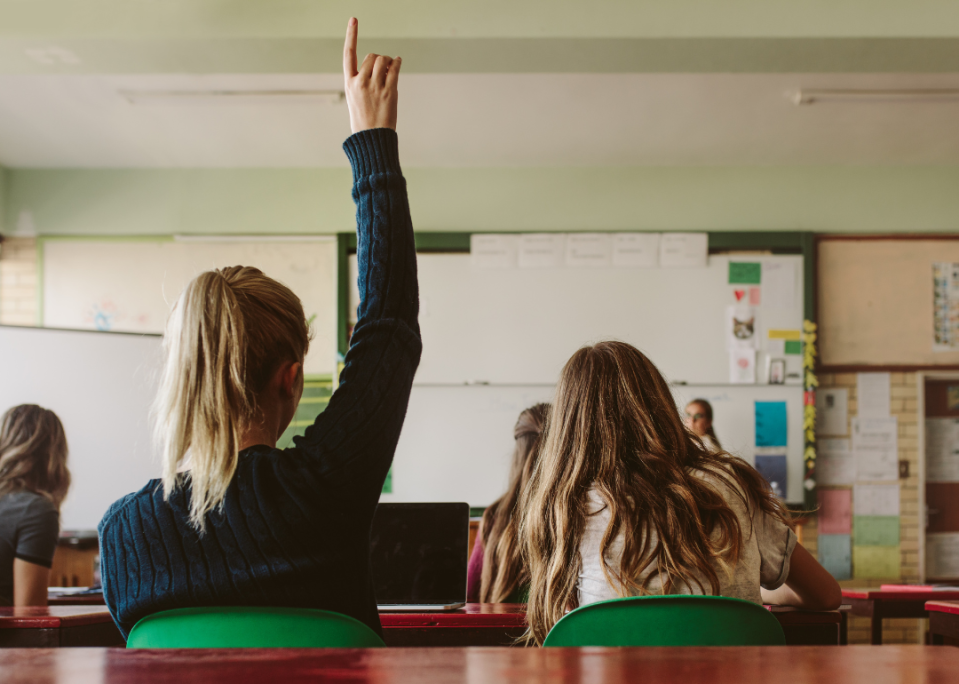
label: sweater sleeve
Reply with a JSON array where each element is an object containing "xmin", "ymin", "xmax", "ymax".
[{"xmin": 291, "ymin": 128, "xmax": 421, "ymax": 491}]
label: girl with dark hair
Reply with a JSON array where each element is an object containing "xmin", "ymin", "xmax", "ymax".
[
  {"xmin": 685, "ymin": 398, "xmax": 721, "ymax": 451},
  {"xmin": 0, "ymin": 404, "xmax": 71, "ymax": 606}
]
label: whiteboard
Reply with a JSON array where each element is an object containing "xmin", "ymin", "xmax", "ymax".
[
  {"xmin": 0, "ymin": 326, "xmax": 161, "ymax": 530},
  {"xmin": 42, "ymin": 238, "xmax": 337, "ymax": 376},
  {"xmin": 351, "ymin": 253, "xmax": 804, "ymax": 385},
  {"xmin": 382, "ymin": 383, "xmax": 805, "ymax": 507}
]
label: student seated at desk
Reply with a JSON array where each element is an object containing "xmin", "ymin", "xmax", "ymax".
[
  {"xmin": 98, "ymin": 19, "xmax": 419, "ymax": 640},
  {"xmin": 0, "ymin": 405, "xmax": 71, "ymax": 607},
  {"xmin": 684, "ymin": 398, "xmax": 721, "ymax": 452},
  {"xmin": 520, "ymin": 341, "xmax": 841, "ymax": 645},
  {"xmin": 467, "ymin": 403, "xmax": 549, "ymax": 603}
]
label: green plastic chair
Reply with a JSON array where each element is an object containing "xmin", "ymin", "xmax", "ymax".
[
  {"xmin": 543, "ymin": 595, "xmax": 786, "ymax": 647},
  {"xmin": 126, "ymin": 606, "xmax": 386, "ymax": 648}
]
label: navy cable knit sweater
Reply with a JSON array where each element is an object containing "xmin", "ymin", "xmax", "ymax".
[{"xmin": 98, "ymin": 128, "xmax": 420, "ymax": 639}]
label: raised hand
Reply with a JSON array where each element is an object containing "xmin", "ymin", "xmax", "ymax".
[{"xmin": 343, "ymin": 17, "xmax": 401, "ymax": 133}]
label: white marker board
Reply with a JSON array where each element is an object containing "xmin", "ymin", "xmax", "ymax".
[
  {"xmin": 381, "ymin": 383, "xmax": 805, "ymax": 507},
  {"xmin": 42, "ymin": 237, "xmax": 337, "ymax": 376},
  {"xmin": 0, "ymin": 326, "xmax": 162, "ymax": 530}
]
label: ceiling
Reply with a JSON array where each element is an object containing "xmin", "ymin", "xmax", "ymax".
[{"xmin": 1, "ymin": 72, "xmax": 959, "ymax": 168}]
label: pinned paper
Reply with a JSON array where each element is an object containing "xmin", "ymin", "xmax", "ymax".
[
  {"xmin": 853, "ymin": 545, "xmax": 901, "ymax": 579},
  {"xmin": 729, "ymin": 262, "xmax": 762, "ymax": 285},
  {"xmin": 784, "ymin": 340, "xmax": 802, "ymax": 355},
  {"xmin": 471, "ymin": 234, "xmax": 518, "ymax": 269},
  {"xmin": 565, "ymin": 233, "xmax": 612, "ymax": 267},
  {"xmin": 762, "ymin": 261, "xmax": 797, "ymax": 310},
  {"xmin": 729, "ymin": 348, "xmax": 756, "ymax": 384},
  {"xmin": 854, "ymin": 483, "xmax": 900, "ymax": 517},
  {"xmin": 927, "ymin": 532, "xmax": 959, "ymax": 578},
  {"xmin": 749, "ymin": 287, "xmax": 761, "ymax": 305},
  {"xmin": 768, "ymin": 329, "xmax": 801, "ymax": 340},
  {"xmin": 853, "ymin": 516, "xmax": 900, "ymax": 546},
  {"xmin": 817, "ymin": 438, "xmax": 855, "ymax": 485},
  {"xmin": 612, "ymin": 233, "xmax": 660, "ymax": 268},
  {"xmin": 517, "ymin": 234, "xmax": 565, "ymax": 268},
  {"xmin": 755, "ymin": 401, "xmax": 788, "ymax": 447},
  {"xmin": 660, "ymin": 233, "xmax": 708, "ymax": 268},
  {"xmin": 925, "ymin": 418, "xmax": 959, "ymax": 481},
  {"xmin": 819, "ymin": 534, "xmax": 852, "ymax": 580},
  {"xmin": 857, "ymin": 372, "xmax": 891, "ymax": 419},
  {"xmin": 734, "ymin": 289, "xmax": 746, "ymax": 302},
  {"xmin": 727, "ymin": 305, "xmax": 759, "ymax": 350},
  {"xmin": 755, "ymin": 455, "xmax": 787, "ymax": 499},
  {"xmin": 817, "ymin": 389, "xmax": 849, "ymax": 436},
  {"xmin": 818, "ymin": 489, "xmax": 852, "ymax": 534},
  {"xmin": 853, "ymin": 417, "xmax": 898, "ymax": 482}
]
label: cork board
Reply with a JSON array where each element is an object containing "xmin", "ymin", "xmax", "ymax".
[{"xmin": 818, "ymin": 239, "xmax": 959, "ymax": 367}]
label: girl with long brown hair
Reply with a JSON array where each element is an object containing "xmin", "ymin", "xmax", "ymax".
[
  {"xmin": 520, "ymin": 341, "xmax": 840, "ymax": 645},
  {"xmin": 467, "ymin": 403, "xmax": 549, "ymax": 603},
  {"xmin": 98, "ymin": 19, "xmax": 419, "ymax": 640},
  {"xmin": 0, "ymin": 404, "xmax": 70, "ymax": 606}
]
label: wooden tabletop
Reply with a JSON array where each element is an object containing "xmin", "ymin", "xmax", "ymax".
[
  {"xmin": 926, "ymin": 600, "xmax": 959, "ymax": 616},
  {"xmin": 0, "ymin": 646, "xmax": 955, "ymax": 683},
  {"xmin": 842, "ymin": 588, "xmax": 959, "ymax": 601},
  {"xmin": 0, "ymin": 606, "xmax": 113, "ymax": 629}
]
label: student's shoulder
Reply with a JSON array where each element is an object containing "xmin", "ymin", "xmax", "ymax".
[
  {"xmin": 97, "ymin": 479, "xmax": 164, "ymax": 533},
  {"xmin": 1, "ymin": 489, "xmax": 58, "ymax": 518}
]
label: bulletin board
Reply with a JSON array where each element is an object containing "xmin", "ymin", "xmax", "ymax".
[{"xmin": 818, "ymin": 237, "xmax": 959, "ymax": 370}]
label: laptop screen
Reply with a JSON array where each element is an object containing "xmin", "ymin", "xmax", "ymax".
[{"xmin": 370, "ymin": 502, "xmax": 470, "ymax": 605}]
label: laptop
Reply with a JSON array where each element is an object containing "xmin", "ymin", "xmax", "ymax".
[{"xmin": 371, "ymin": 502, "xmax": 469, "ymax": 612}]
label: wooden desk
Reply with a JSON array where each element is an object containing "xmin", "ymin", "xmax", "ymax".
[
  {"xmin": 926, "ymin": 601, "xmax": 959, "ymax": 645},
  {"xmin": 0, "ymin": 645, "xmax": 955, "ymax": 683},
  {"xmin": 380, "ymin": 603, "xmax": 842, "ymax": 647},
  {"xmin": 47, "ymin": 594, "xmax": 106, "ymax": 606},
  {"xmin": 0, "ymin": 607, "xmax": 123, "ymax": 648},
  {"xmin": 841, "ymin": 588, "xmax": 959, "ymax": 645}
]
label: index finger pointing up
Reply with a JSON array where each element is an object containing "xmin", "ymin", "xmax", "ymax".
[{"xmin": 343, "ymin": 17, "xmax": 358, "ymax": 78}]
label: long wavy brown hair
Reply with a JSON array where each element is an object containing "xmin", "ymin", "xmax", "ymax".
[
  {"xmin": 479, "ymin": 403, "xmax": 549, "ymax": 603},
  {"xmin": 0, "ymin": 404, "xmax": 71, "ymax": 508},
  {"xmin": 520, "ymin": 341, "xmax": 791, "ymax": 645}
]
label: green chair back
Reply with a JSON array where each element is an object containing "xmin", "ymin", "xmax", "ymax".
[
  {"xmin": 126, "ymin": 606, "xmax": 386, "ymax": 648},
  {"xmin": 543, "ymin": 595, "xmax": 786, "ymax": 647}
]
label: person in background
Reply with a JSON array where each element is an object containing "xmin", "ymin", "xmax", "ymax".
[
  {"xmin": 467, "ymin": 403, "xmax": 549, "ymax": 603},
  {"xmin": 685, "ymin": 398, "xmax": 721, "ymax": 451},
  {"xmin": 520, "ymin": 342, "xmax": 841, "ymax": 645},
  {"xmin": 0, "ymin": 405, "xmax": 71, "ymax": 607},
  {"xmin": 98, "ymin": 18, "xmax": 420, "ymax": 640}
]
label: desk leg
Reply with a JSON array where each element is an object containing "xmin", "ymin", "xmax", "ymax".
[
  {"xmin": 840, "ymin": 611, "xmax": 848, "ymax": 646},
  {"xmin": 871, "ymin": 605, "xmax": 883, "ymax": 645}
]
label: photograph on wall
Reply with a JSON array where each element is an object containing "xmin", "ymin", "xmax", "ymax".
[{"xmin": 933, "ymin": 262, "xmax": 959, "ymax": 351}]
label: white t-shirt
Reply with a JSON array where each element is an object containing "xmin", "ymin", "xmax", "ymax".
[{"xmin": 577, "ymin": 467, "xmax": 797, "ymax": 607}]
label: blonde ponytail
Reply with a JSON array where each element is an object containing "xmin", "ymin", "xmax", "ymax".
[{"xmin": 155, "ymin": 266, "xmax": 311, "ymax": 530}]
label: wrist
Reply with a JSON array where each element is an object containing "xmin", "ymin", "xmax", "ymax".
[{"xmin": 343, "ymin": 128, "xmax": 401, "ymax": 181}]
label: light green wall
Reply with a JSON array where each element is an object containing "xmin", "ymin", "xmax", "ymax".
[{"xmin": 6, "ymin": 166, "xmax": 959, "ymax": 236}]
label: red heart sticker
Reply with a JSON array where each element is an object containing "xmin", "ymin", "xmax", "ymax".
[{"xmin": 734, "ymin": 290, "xmax": 746, "ymax": 301}]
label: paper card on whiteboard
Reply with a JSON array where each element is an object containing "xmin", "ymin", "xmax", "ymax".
[
  {"xmin": 857, "ymin": 372, "xmax": 891, "ymax": 419},
  {"xmin": 729, "ymin": 349, "xmax": 756, "ymax": 384},
  {"xmin": 853, "ymin": 545, "xmax": 900, "ymax": 579},
  {"xmin": 854, "ymin": 483, "xmax": 900, "ymax": 516},
  {"xmin": 925, "ymin": 418, "xmax": 959, "ymax": 481},
  {"xmin": 818, "ymin": 489, "xmax": 852, "ymax": 534},
  {"xmin": 817, "ymin": 388, "xmax": 848, "ymax": 436},
  {"xmin": 471, "ymin": 234, "xmax": 518, "ymax": 269},
  {"xmin": 517, "ymin": 234, "xmax": 565, "ymax": 268},
  {"xmin": 612, "ymin": 233, "xmax": 660, "ymax": 267},
  {"xmin": 926, "ymin": 532, "xmax": 959, "ymax": 578},
  {"xmin": 727, "ymin": 305, "xmax": 759, "ymax": 350},
  {"xmin": 660, "ymin": 233, "xmax": 707, "ymax": 268},
  {"xmin": 762, "ymin": 261, "xmax": 797, "ymax": 310},
  {"xmin": 817, "ymin": 438, "xmax": 854, "ymax": 485},
  {"xmin": 853, "ymin": 416, "xmax": 898, "ymax": 482},
  {"xmin": 565, "ymin": 233, "xmax": 612, "ymax": 267},
  {"xmin": 818, "ymin": 534, "xmax": 852, "ymax": 580}
]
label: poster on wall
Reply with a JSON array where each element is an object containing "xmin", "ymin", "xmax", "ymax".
[{"xmin": 933, "ymin": 262, "xmax": 959, "ymax": 351}]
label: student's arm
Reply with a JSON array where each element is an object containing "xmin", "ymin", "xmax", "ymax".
[
  {"xmin": 13, "ymin": 559, "xmax": 50, "ymax": 607},
  {"xmin": 293, "ymin": 18, "xmax": 419, "ymax": 490},
  {"xmin": 760, "ymin": 543, "xmax": 843, "ymax": 610}
]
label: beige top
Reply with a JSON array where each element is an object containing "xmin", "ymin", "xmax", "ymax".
[{"xmin": 577, "ymin": 467, "xmax": 796, "ymax": 607}]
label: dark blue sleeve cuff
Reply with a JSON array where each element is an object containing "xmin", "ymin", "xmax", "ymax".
[{"xmin": 343, "ymin": 128, "xmax": 402, "ymax": 182}]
